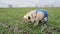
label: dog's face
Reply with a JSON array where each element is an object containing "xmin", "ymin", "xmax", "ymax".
[
  {"xmin": 23, "ymin": 14, "xmax": 34, "ymax": 23},
  {"xmin": 23, "ymin": 11, "xmax": 43, "ymax": 23},
  {"xmin": 23, "ymin": 10, "xmax": 37, "ymax": 23}
]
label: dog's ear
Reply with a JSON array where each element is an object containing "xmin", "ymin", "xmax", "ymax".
[{"xmin": 28, "ymin": 16, "xmax": 31, "ymax": 20}]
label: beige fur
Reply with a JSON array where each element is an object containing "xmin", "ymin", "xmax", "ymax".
[
  {"xmin": 23, "ymin": 10, "xmax": 47, "ymax": 26},
  {"xmin": 33, "ymin": 11, "xmax": 44, "ymax": 26},
  {"xmin": 23, "ymin": 10, "xmax": 36, "ymax": 22}
]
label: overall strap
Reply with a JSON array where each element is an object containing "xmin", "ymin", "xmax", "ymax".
[
  {"xmin": 36, "ymin": 9, "xmax": 48, "ymax": 17},
  {"xmin": 36, "ymin": 9, "xmax": 41, "ymax": 14}
]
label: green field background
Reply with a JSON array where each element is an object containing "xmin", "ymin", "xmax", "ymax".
[{"xmin": 0, "ymin": 7, "xmax": 60, "ymax": 34}]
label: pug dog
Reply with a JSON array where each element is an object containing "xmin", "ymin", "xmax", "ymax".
[{"xmin": 23, "ymin": 9, "xmax": 48, "ymax": 27}]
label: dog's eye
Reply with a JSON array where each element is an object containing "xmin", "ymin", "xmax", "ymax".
[{"xmin": 28, "ymin": 16, "xmax": 30, "ymax": 20}]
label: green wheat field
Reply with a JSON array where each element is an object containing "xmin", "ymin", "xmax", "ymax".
[{"xmin": 0, "ymin": 7, "xmax": 60, "ymax": 34}]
